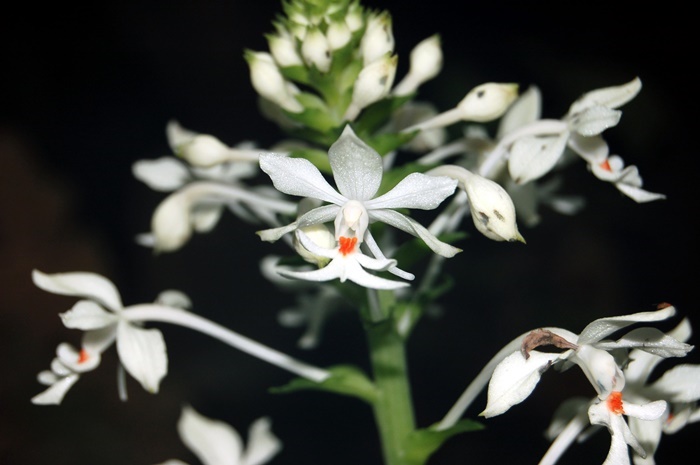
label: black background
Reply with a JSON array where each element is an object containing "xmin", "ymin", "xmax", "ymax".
[{"xmin": 2, "ymin": 1, "xmax": 697, "ymax": 464}]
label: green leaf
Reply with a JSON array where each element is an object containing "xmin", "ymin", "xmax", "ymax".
[
  {"xmin": 279, "ymin": 64, "xmax": 310, "ymax": 84},
  {"xmin": 354, "ymin": 93, "xmax": 415, "ymax": 135},
  {"xmin": 403, "ymin": 419, "xmax": 484, "ymax": 465},
  {"xmin": 270, "ymin": 364, "xmax": 378, "ymax": 404}
]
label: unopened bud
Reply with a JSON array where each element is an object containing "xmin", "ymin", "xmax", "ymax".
[
  {"xmin": 151, "ymin": 192, "xmax": 192, "ymax": 252},
  {"xmin": 360, "ymin": 11, "xmax": 394, "ymax": 65},
  {"xmin": 344, "ymin": 54, "xmax": 397, "ymax": 120},
  {"xmin": 267, "ymin": 31, "xmax": 303, "ymax": 67},
  {"xmin": 301, "ymin": 27, "xmax": 332, "ymax": 73},
  {"xmin": 393, "ymin": 34, "xmax": 443, "ymax": 96},
  {"xmin": 457, "ymin": 83, "xmax": 519, "ymax": 122},
  {"xmin": 294, "ymin": 224, "xmax": 335, "ymax": 267},
  {"xmin": 327, "ymin": 20, "xmax": 352, "ymax": 50},
  {"xmin": 246, "ymin": 51, "xmax": 303, "ymax": 113}
]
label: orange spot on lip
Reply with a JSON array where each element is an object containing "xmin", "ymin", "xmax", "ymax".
[
  {"xmin": 607, "ymin": 391, "xmax": 625, "ymax": 415},
  {"xmin": 78, "ymin": 349, "xmax": 89, "ymax": 364},
  {"xmin": 599, "ymin": 159, "xmax": 612, "ymax": 172},
  {"xmin": 338, "ymin": 236, "xmax": 358, "ymax": 256}
]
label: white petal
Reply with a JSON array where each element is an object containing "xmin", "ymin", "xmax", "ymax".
[
  {"xmin": 573, "ymin": 345, "xmax": 625, "ymax": 398},
  {"xmin": 37, "ymin": 370, "xmax": 59, "ymax": 385},
  {"xmin": 481, "ymin": 350, "xmax": 560, "ymax": 418},
  {"xmin": 116, "ymin": 322, "xmax": 168, "ymax": 393},
  {"xmin": 507, "ymin": 132, "xmax": 569, "ymax": 184},
  {"xmin": 31, "ymin": 374, "xmax": 80, "ymax": 405},
  {"xmin": 595, "ymin": 327, "xmax": 693, "ymax": 358},
  {"xmin": 615, "ymin": 183, "xmax": 666, "ymax": 203},
  {"xmin": 577, "ymin": 306, "xmax": 676, "ymax": 346},
  {"xmin": 32, "ymin": 269, "xmax": 123, "ymax": 311},
  {"xmin": 569, "ymin": 106, "xmax": 622, "ymax": 136},
  {"xmin": 496, "ymin": 85, "xmax": 542, "ymax": 139},
  {"xmin": 242, "ymin": 417, "xmax": 283, "ymax": 465},
  {"xmin": 259, "ymin": 153, "xmax": 346, "ymax": 205},
  {"xmin": 624, "ymin": 400, "xmax": 667, "ymax": 421},
  {"xmin": 366, "ymin": 173, "xmax": 457, "ymax": 210},
  {"xmin": 82, "ymin": 325, "xmax": 118, "ymax": 354},
  {"xmin": 569, "ymin": 77, "xmax": 642, "ymax": 115},
  {"xmin": 177, "ymin": 405, "xmax": 243, "ymax": 465},
  {"xmin": 603, "ymin": 415, "xmax": 635, "ymax": 465},
  {"xmin": 342, "ymin": 258, "xmax": 410, "ymax": 290},
  {"xmin": 369, "ymin": 209, "xmax": 461, "ymax": 257},
  {"xmin": 328, "ymin": 126, "xmax": 383, "ymax": 200},
  {"xmin": 59, "ymin": 300, "xmax": 119, "ymax": 330},
  {"xmin": 650, "ymin": 365, "xmax": 700, "ymax": 402},
  {"xmin": 132, "ymin": 157, "xmax": 190, "ymax": 192},
  {"xmin": 627, "ymin": 415, "xmax": 662, "ymax": 464},
  {"xmin": 567, "ymin": 133, "xmax": 609, "ymax": 164}
]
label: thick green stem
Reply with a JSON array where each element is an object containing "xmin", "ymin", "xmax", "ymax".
[{"xmin": 366, "ymin": 319, "xmax": 417, "ymax": 465}]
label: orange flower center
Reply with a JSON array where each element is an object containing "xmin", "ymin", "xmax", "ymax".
[
  {"xmin": 607, "ymin": 391, "xmax": 625, "ymax": 415},
  {"xmin": 599, "ymin": 159, "xmax": 612, "ymax": 172},
  {"xmin": 338, "ymin": 236, "xmax": 358, "ymax": 256},
  {"xmin": 78, "ymin": 349, "xmax": 90, "ymax": 364}
]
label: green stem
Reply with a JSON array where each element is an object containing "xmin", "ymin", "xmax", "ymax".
[{"xmin": 366, "ymin": 318, "xmax": 416, "ymax": 465}]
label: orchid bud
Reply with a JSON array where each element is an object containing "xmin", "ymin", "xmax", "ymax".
[
  {"xmin": 345, "ymin": 3, "xmax": 364, "ymax": 32},
  {"xmin": 177, "ymin": 135, "xmax": 230, "ymax": 167},
  {"xmin": 151, "ymin": 191, "xmax": 192, "ymax": 253},
  {"xmin": 344, "ymin": 54, "xmax": 397, "ymax": 120},
  {"xmin": 294, "ymin": 224, "xmax": 335, "ymax": 268},
  {"xmin": 177, "ymin": 135, "xmax": 260, "ymax": 168},
  {"xmin": 267, "ymin": 30, "xmax": 303, "ymax": 67},
  {"xmin": 360, "ymin": 11, "xmax": 394, "ymax": 65},
  {"xmin": 327, "ymin": 19, "xmax": 352, "ymax": 51},
  {"xmin": 462, "ymin": 170, "xmax": 524, "ymax": 243},
  {"xmin": 393, "ymin": 34, "xmax": 443, "ymax": 96},
  {"xmin": 429, "ymin": 165, "xmax": 524, "ymax": 242},
  {"xmin": 245, "ymin": 51, "xmax": 303, "ymax": 113},
  {"xmin": 301, "ymin": 27, "xmax": 332, "ymax": 73},
  {"xmin": 457, "ymin": 83, "xmax": 519, "ymax": 122}
]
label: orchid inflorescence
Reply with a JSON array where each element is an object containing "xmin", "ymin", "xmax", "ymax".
[{"xmin": 31, "ymin": 1, "xmax": 693, "ymax": 464}]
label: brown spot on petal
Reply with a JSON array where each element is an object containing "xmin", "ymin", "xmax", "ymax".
[{"xmin": 493, "ymin": 209, "xmax": 504, "ymax": 221}]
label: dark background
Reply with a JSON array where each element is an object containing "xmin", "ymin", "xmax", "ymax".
[{"xmin": 2, "ymin": 1, "xmax": 696, "ymax": 464}]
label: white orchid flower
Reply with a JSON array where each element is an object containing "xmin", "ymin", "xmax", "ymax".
[
  {"xmin": 620, "ymin": 318, "xmax": 700, "ymax": 464},
  {"xmin": 32, "ymin": 269, "xmax": 331, "ymax": 406},
  {"xmin": 480, "ymin": 305, "xmax": 692, "ymax": 419},
  {"xmin": 274, "ymin": 229, "xmax": 411, "ymax": 290},
  {"xmin": 31, "ymin": 270, "xmax": 170, "ymax": 404},
  {"xmin": 257, "ymin": 125, "xmax": 461, "ymax": 260},
  {"xmin": 588, "ymin": 391, "xmax": 667, "ymax": 465},
  {"xmin": 155, "ymin": 405, "xmax": 282, "ymax": 465}
]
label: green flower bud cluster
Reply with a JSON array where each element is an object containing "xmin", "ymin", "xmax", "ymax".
[{"xmin": 245, "ymin": 0, "xmax": 413, "ymax": 152}]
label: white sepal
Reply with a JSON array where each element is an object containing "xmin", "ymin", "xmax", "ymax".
[
  {"xmin": 116, "ymin": 321, "xmax": 168, "ymax": 394},
  {"xmin": 32, "ymin": 269, "xmax": 123, "ymax": 312},
  {"xmin": 481, "ymin": 350, "xmax": 561, "ymax": 418}
]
